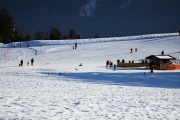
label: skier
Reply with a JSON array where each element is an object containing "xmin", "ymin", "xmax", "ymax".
[
  {"xmin": 130, "ymin": 48, "xmax": 133, "ymax": 53},
  {"xmin": 31, "ymin": 58, "xmax": 33, "ymax": 66},
  {"xmin": 20, "ymin": 42, "xmax": 22, "ymax": 48},
  {"xmin": 135, "ymin": 48, "xmax": 137, "ymax": 52},
  {"xmin": 14, "ymin": 42, "xmax": 16, "ymax": 48},
  {"xmin": 27, "ymin": 42, "xmax": 29, "ymax": 47},
  {"xmin": 150, "ymin": 65, "xmax": 153, "ymax": 73},
  {"xmin": 113, "ymin": 64, "xmax": 116, "ymax": 71},
  {"xmin": 161, "ymin": 50, "xmax": 164, "ymax": 55},
  {"xmin": 75, "ymin": 42, "xmax": 77, "ymax": 49},
  {"xmin": 20, "ymin": 60, "xmax": 23, "ymax": 66},
  {"xmin": 110, "ymin": 61, "xmax": 113, "ymax": 67},
  {"xmin": 106, "ymin": 60, "xmax": 109, "ymax": 67}
]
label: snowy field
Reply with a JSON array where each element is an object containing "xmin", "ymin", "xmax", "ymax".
[{"xmin": 0, "ymin": 33, "xmax": 180, "ymax": 119}]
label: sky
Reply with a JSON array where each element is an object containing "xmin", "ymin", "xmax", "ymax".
[
  {"xmin": 0, "ymin": 32, "xmax": 180, "ymax": 119},
  {"xmin": 0, "ymin": 0, "xmax": 180, "ymax": 38}
]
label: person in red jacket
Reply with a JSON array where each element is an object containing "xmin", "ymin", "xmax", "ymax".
[{"xmin": 130, "ymin": 48, "xmax": 133, "ymax": 53}]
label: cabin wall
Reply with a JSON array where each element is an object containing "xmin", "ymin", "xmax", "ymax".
[{"xmin": 150, "ymin": 57, "xmax": 171, "ymax": 66}]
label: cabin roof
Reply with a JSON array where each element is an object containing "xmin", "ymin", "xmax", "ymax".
[
  {"xmin": 155, "ymin": 55, "xmax": 173, "ymax": 59},
  {"xmin": 146, "ymin": 55, "xmax": 176, "ymax": 60}
]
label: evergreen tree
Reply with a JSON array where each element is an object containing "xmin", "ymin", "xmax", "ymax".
[
  {"xmin": 25, "ymin": 35, "xmax": 31, "ymax": 41},
  {"xmin": 49, "ymin": 28, "xmax": 62, "ymax": 40},
  {"xmin": 12, "ymin": 29, "xmax": 18, "ymax": 42},
  {"xmin": 77, "ymin": 35, "xmax": 81, "ymax": 39},
  {"xmin": 34, "ymin": 30, "xmax": 44, "ymax": 40},
  {"xmin": 94, "ymin": 34, "xmax": 99, "ymax": 38},
  {"xmin": 16, "ymin": 28, "xmax": 34, "ymax": 41},
  {"xmin": 44, "ymin": 31, "xmax": 50, "ymax": 40},
  {"xmin": 0, "ymin": 8, "xmax": 15, "ymax": 43},
  {"xmin": 68, "ymin": 29, "xmax": 77, "ymax": 39},
  {"xmin": 62, "ymin": 35, "xmax": 68, "ymax": 39}
]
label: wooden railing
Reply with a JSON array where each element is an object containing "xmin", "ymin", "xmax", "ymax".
[{"xmin": 117, "ymin": 63, "xmax": 149, "ymax": 68}]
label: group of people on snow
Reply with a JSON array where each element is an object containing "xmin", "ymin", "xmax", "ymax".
[
  {"xmin": 130, "ymin": 48, "xmax": 137, "ymax": 53},
  {"xmin": 106, "ymin": 60, "xmax": 112, "ymax": 67},
  {"xmin": 73, "ymin": 42, "xmax": 77, "ymax": 49},
  {"xmin": 13, "ymin": 42, "xmax": 30, "ymax": 48},
  {"xmin": 19, "ymin": 58, "xmax": 34, "ymax": 66},
  {"xmin": 106, "ymin": 60, "xmax": 116, "ymax": 70}
]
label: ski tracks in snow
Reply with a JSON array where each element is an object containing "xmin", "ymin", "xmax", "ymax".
[{"xmin": 0, "ymin": 48, "xmax": 36, "ymax": 66}]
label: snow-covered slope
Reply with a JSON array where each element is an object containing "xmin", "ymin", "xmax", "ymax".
[
  {"xmin": 1, "ymin": 33, "xmax": 179, "ymax": 72},
  {"xmin": 0, "ymin": 33, "xmax": 180, "ymax": 119}
]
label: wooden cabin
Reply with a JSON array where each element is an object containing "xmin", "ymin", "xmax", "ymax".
[
  {"xmin": 145, "ymin": 55, "xmax": 179, "ymax": 70},
  {"xmin": 116, "ymin": 55, "xmax": 180, "ymax": 70},
  {"xmin": 146, "ymin": 55, "xmax": 175, "ymax": 64}
]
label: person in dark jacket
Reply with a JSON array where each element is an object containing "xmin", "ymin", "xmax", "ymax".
[
  {"xmin": 31, "ymin": 58, "xmax": 34, "ymax": 66},
  {"xmin": 161, "ymin": 50, "xmax": 164, "ymax": 55},
  {"xmin": 130, "ymin": 48, "xmax": 133, "ymax": 53},
  {"xmin": 113, "ymin": 64, "xmax": 116, "ymax": 71},
  {"xmin": 20, "ymin": 60, "xmax": 23, "ymax": 66},
  {"xmin": 106, "ymin": 60, "xmax": 109, "ymax": 67},
  {"xmin": 27, "ymin": 42, "xmax": 29, "ymax": 47},
  {"xmin": 122, "ymin": 59, "xmax": 125, "ymax": 63},
  {"xmin": 14, "ymin": 42, "xmax": 16, "ymax": 48},
  {"xmin": 135, "ymin": 48, "xmax": 137, "ymax": 52},
  {"xmin": 75, "ymin": 43, "xmax": 77, "ymax": 49},
  {"xmin": 117, "ymin": 59, "xmax": 120, "ymax": 64},
  {"xmin": 150, "ymin": 65, "xmax": 153, "ymax": 73}
]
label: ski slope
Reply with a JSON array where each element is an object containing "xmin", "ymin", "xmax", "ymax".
[{"xmin": 0, "ymin": 33, "xmax": 180, "ymax": 119}]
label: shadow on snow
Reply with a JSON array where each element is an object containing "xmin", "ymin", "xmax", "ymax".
[{"xmin": 40, "ymin": 71, "xmax": 180, "ymax": 89}]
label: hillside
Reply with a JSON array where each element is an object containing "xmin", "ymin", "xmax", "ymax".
[
  {"xmin": 0, "ymin": 32, "xmax": 180, "ymax": 73},
  {"xmin": 0, "ymin": 33, "xmax": 180, "ymax": 119}
]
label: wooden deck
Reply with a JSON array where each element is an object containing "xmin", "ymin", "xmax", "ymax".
[{"xmin": 117, "ymin": 63, "xmax": 149, "ymax": 68}]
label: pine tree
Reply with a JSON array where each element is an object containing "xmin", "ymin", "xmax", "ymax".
[
  {"xmin": 68, "ymin": 29, "xmax": 77, "ymax": 39},
  {"xmin": 0, "ymin": 8, "xmax": 15, "ymax": 43},
  {"xmin": 34, "ymin": 30, "xmax": 44, "ymax": 40},
  {"xmin": 94, "ymin": 34, "xmax": 99, "ymax": 38},
  {"xmin": 49, "ymin": 28, "xmax": 62, "ymax": 40},
  {"xmin": 16, "ymin": 28, "xmax": 34, "ymax": 41},
  {"xmin": 77, "ymin": 35, "xmax": 81, "ymax": 39},
  {"xmin": 13, "ymin": 29, "xmax": 19, "ymax": 42},
  {"xmin": 25, "ymin": 35, "xmax": 31, "ymax": 41}
]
